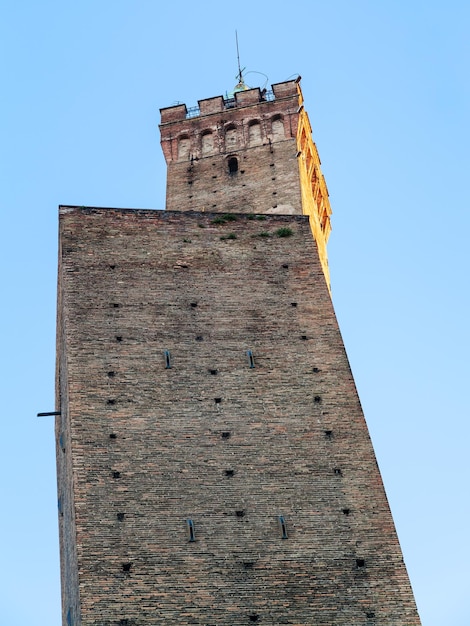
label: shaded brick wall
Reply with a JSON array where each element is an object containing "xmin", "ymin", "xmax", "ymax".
[
  {"xmin": 164, "ymin": 139, "xmax": 301, "ymax": 216},
  {"xmin": 56, "ymin": 206, "xmax": 421, "ymax": 625}
]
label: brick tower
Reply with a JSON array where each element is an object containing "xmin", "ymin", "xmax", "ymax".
[{"xmin": 55, "ymin": 78, "xmax": 421, "ymax": 625}]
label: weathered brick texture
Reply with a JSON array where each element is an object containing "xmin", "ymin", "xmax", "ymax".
[
  {"xmin": 159, "ymin": 81, "xmax": 302, "ymax": 216},
  {"xmin": 56, "ymin": 207, "xmax": 421, "ymax": 625}
]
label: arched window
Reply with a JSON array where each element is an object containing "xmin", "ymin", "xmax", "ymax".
[
  {"xmin": 201, "ymin": 131, "xmax": 213, "ymax": 155},
  {"xmin": 178, "ymin": 135, "xmax": 190, "ymax": 160},
  {"xmin": 248, "ymin": 121, "xmax": 262, "ymax": 145},
  {"xmin": 225, "ymin": 125, "xmax": 237, "ymax": 149},
  {"xmin": 228, "ymin": 157, "xmax": 238, "ymax": 174},
  {"xmin": 272, "ymin": 116, "xmax": 285, "ymax": 140}
]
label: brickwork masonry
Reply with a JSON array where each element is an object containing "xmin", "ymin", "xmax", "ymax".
[{"xmin": 56, "ymin": 206, "xmax": 421, "ymax": 625}]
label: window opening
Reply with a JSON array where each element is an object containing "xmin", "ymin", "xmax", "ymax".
[
  {"xmin": 186, "ymin": 518, "xmax": 196, "ymax": 542},
  {"xmin": 228, "ymin": 157, "xmax": 239, "ymax": 174},
  {"xmin": 278, "ymin": 515, "xmax": 288, "ymax": 539},
  {"xmin": 247, "ymin": 350, "xmax": 255, "ymax": 368},
  {"xmin": 164, "ymin": 350, "xmax": 171, "ymax": 369}
]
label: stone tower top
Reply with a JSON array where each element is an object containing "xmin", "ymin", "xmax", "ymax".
[{"xmin": 159, "ymin": 78, "xmax": 333, "ymax": 289}]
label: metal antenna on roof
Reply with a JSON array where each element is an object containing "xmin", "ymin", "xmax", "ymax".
[
  {"xmin": 236, "ymin": 30, "xmax": 243, "ymax": 83},
  {"xmin": 234, "ymin": 31, "xmax": 248, "ymax": 92}
]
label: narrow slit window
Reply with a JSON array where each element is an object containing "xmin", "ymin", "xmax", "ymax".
[
  {"xmin": 164, "ymin": 350, "xmax": 171, "ymax": 369},
  {"xmin": 247, "ymin": 350, "xmax": 255, "ymax": 369},
  {"xmin": 186, "ymin": 518, "xmax": 196, "ymax": 542},
  {"xmin": 228, "ymin": 156, "xmax": 238, "ymax": 174},
  {"xmin": 278, "ymin": 515, "xmax": 288, "ymax": 539}
]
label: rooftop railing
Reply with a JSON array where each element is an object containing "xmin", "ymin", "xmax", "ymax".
[{"xmin": 185, "ymin": 90, "xmax": 275, "ymax": 119}]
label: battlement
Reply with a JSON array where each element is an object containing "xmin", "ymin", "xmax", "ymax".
[{"xmin": 160, "ymin": 79, "xmax": 299, "ymax": 124}]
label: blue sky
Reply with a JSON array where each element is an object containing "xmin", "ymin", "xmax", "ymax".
[{"xmin": 1, "ymin": 2, "xmax": 469, "ymax": 624}]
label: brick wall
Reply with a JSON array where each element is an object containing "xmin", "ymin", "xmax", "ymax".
[
  {"xmin": 159, "ymin": 82, "xmax": 302, "ymax": 215},
  {"xmin": 56, "ymin": 206, "xmax": 421, "ymax": 625}
]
